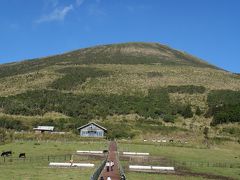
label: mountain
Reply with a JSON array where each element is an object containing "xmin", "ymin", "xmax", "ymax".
[
  {"xmin": 0, "ymin": 42, "xmax": 239, "ymax": 140},
  {"xmin": 0, "ymin": 42, "xmax": 217, "ymax": 78}
]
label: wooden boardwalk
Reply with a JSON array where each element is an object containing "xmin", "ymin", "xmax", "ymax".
[{"xmin": 99, "ymin": 141, "xmax": 120, "ymax": 180}]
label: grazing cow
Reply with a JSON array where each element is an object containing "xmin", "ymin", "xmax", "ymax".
[
  {"xmin": 103, "ymin": 150, "xmax": 108, "ymax": 153},
  {"xmin": 169, "ymin": 139, "xmax": 174, "ymax": 143},
  {"xmin": 1, "ymin": 151, "xmax": 12, "ymax": 157},
  {"xmin": 19, "ymin": 153, "xmax": 26, "ymax": 158}
]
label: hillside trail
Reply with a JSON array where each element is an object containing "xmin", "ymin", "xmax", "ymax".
[{"xmin": 99, "ymin": 141, "xmax": 120, "ymax": 180}]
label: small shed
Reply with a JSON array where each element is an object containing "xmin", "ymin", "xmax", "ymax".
[
  {"xmin": 77, "ymin": 122, "xmax": 107, "ymax": 137},
  {"xmin": 33, "ymin": 126, "xmax": 54, "ymax": 133}
]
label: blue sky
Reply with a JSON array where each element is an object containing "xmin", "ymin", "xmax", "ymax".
[{"xmin": 0, "ymin": 0, "xmax": 239, "ymax": 72}]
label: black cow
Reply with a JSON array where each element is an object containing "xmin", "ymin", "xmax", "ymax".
[
  {"xmin": 19, "ymin": 153, "xmax": 26, "ymax": 158},
  {"xmin": 121, "ymin": 175, "xmax": 126, "ymax": 180},
  {"xmin": 103, "ymin": 150, "xmax": 108, "ymax": 153},
  {"xmin": 1, "ymin": 151, "xmax": 12, "ymax": 157}
]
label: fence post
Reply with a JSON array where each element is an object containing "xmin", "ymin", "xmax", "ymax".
[
  {"xmin": 90, "ymin": 158, "xmax": 107, "ymax": 180},
  {"xmin": 116, "ymin": 145, "xmax": 127, "ymax": 180}
]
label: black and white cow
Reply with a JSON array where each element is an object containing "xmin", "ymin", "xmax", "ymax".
[
  {"xmin": 1, "ymin": 151, "xmax": 12, "ymax": 157},
  {"xmin": 19, "ymin": 153, "xmax": 26, "ymax": 158}
]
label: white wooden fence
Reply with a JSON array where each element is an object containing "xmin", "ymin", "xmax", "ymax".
[
  {"xmin": 49, "ymin": 162, "xmax": 95, "ymax": 168},
  {"xmin": 76, "ymin": 151, "xmax": 103, "ymax": 154},
  {"xmin": 129, "ymin": 165, "xmax": 174, "ymax": 171},
  {"xmin": 123, "ymin": 152, "xmax": 149, "ymax": 156}
]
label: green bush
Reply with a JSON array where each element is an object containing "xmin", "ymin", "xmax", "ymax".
[
  {"xmin": 51, "ymin": 67, "xmax": 110, "ymax": 90},
  {"xmin": 163, "ymin": 114, "xmax": 175, "ymax": 123},
  {"xmin": 210, "ymin": 104, "xmax": 240, "ymax": 126},
  {"xmin": 207, "ymin": 90, "xmax": 240, "ymax": 125},
  {"xmin": 195, "ymin": 107, "xmax": 202, "ymax": 116},
  {"xmin": 173, "ymin": 104, "xmax": 193, "ymax": 118},
  {"xmin": 0, "ymin": 117, "xmax": 27, "ymax": 130},
  {"xmin": 207, "ymin": 90, "xmax": 240, "ymax": 108},
  {"xmin": 182, "ymin": 105, "xmax": 193, "ymax": 118},
  {"xmin": 0, "ymin": 88, "xmax": 173, "ymax": 120}
]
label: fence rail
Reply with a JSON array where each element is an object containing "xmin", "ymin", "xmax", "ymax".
[
  {"xmin": 174, "ymin": 161, "xmax": 240, "ymax": 169},
  {"xmin": 90, "ymin": 158, "xmax": 107, "ymax": 180},
  {"xmin": 0, "ymin": 154, "xmax": 72, "ymax": 164},
  {"xmin": 117, "ymin": 152, "xmax": 127, "ymax": 180},
  {"xmin": 126, "ymin": 157, "xmax": 240, "ymax": 169}
]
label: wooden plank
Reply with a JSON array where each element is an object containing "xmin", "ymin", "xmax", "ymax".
[{"xmin": 49, "ymin": 162, "xmax": 94, "ymax": 167}]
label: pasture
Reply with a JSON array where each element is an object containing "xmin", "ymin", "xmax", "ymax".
[
  {"xmin": 119, "ymin": 141, "xmax": 240, "ymax": 179},
  {"xmin": 0, "ymin": 140, "xmax": 108, "ymax": 179},
  {"xmin": 0, "ymin": 139, "xmax": 240, "ymax": 179},
  {"xmin": 125, "ymin": 172, "xmax": 206, "ymax": 180}
]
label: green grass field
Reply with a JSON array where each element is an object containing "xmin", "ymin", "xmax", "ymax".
[
  {"xmin": 0, "ymin": 163, "xmax": 93, "ymax": 180},
  {"xmin": 125, "ymin": 172, "xmax": 205, "ymax": 180},
  {"xmin": 119, "ymin": 141, "xmax": 240, "ymax": 179},
  {"xmin": 0, "ymin": 140, "xmax": 108, "ymax": 157},
  {"xmin": 0, "ymin": 140, "xmax": 108, "ymax": 180},
  {"xmin": 0, "ymin": 140, "xmax": 240, "ymax": 179}
]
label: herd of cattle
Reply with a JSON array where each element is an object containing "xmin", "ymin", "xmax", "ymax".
[{"xmin": 1, "ymin": 151, "xmax": 26, "ymax": 158}]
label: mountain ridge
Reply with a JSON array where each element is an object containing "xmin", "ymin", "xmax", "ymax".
[
  {"xmin": 0, "ymin": 42, "xmax": 219, "ymax": 71},
  {"xmin": 0, "ymin": 42, "xmax": 239, "ymax": 140}
]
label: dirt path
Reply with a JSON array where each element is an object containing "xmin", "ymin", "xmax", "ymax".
[{"xmin": 99, "ymin": 141, "xmax": 120, "ymax": 180}]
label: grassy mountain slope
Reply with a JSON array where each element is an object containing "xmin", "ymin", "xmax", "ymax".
[{"xmin": 0, "ymin": 42, "xmax": 239, "ymax": 140}]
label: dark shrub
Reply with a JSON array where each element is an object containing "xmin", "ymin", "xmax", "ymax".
[
  {"xmin": 0, "ymin": 88, "xmax": 172, "ymax": 120},
  {"xmin": 0, "ymin": 118, "xmax": 27, "ymax": 130},
  {"xmin": 51, "ymin": 67, "xmax": 110, "ymax": 90},
  {"xmin": 175, "ymin": 104, "xmax": 193, "ymax": 118},
  {"xmin": 195, "ymin": 107, "xmax": 202, "ymax": 116},
  {"xmin": 210, "ymin": 104, "xmax": 240, "ymax": 126},
  {"xmin": 163, "ymin": 114, "xmax": 175, "ymax": 123}
]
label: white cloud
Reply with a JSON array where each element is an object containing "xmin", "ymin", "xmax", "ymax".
[
  {"xmin": 35, "ymin": 0, "xmax": 102, "ymax": 24},
  {"xmin": 36, "ymin": 4, "xmax": 73, "ymax": 23}
]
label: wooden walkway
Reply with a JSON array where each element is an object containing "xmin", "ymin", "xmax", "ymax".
[{"xmin": 99, "ymin": 141, "xmax": 120, "ymax": 180}]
